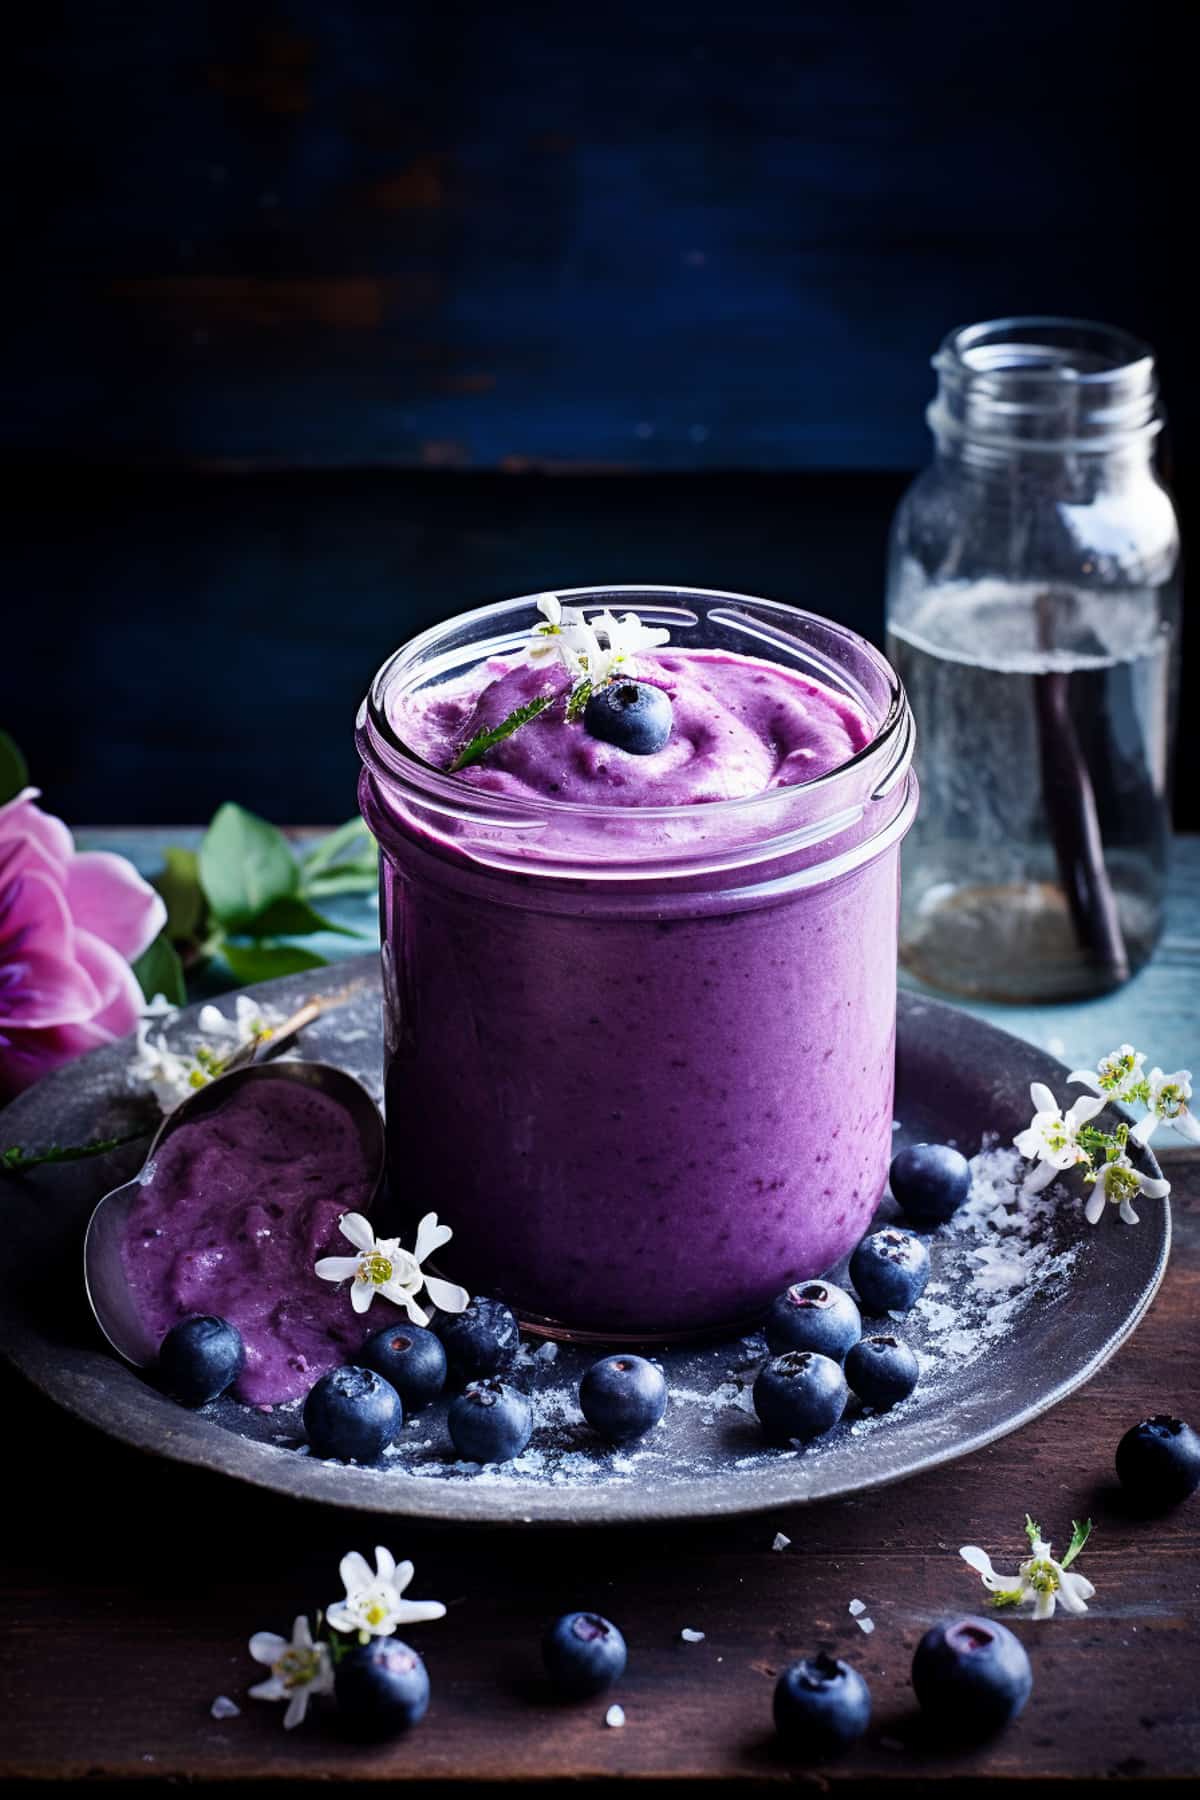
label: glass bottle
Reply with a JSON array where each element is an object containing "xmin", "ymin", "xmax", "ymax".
[{"xmin": 886, "ymin": 317, "xmax": 1181, "ymax": 1003}]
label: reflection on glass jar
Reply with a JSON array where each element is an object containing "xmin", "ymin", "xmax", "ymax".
[{"xmin": 887, "ymin": 317, "xmax": 1181, "ymax": 1003}]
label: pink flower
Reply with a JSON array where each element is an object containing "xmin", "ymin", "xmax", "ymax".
[{"xmin": 0, "ymin": 789, "xmax": 166, "ymax": 1100}]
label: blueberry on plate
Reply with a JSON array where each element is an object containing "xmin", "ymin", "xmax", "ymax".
[
  {"xmin": 303, "ymin": 1365, "xmax": 402, "ymax": 1463},
  {"xmin": 447, "ymin": 1377, "xmax": 533, "ymax": 1463},
  {"xmin": 773, "ymin": 1652, "xmax": 871, "ymax": 1756},
  {"xmin": 542, "ymin": 1611, "xmax": 627, "ymax": 1698},
  {"xmin": 890, "ymin": 1142, "xmax": 971, "ymax": 1226},
  {"xmin": 1116, "ymin": 1414, "xmax": 1200, "ymax": 1506},
  {"xmin": 764, "ymin": 1280, "xmax": 861, "ymax": 1361},
  {"xmin": 849, "ymin": 1227, "xmax": 930, "ymax": 1315},
  {"xmin": 437, "ymin": 1296, "xmax": 520, "ymax": 1386},
  {"xmin": 911, "ymin": 1616, "xmax": 1032, "ymax": 1738},
  {"xmin": 579, "ymin": 1354, "xmax": 668, "ymax": 1443},
  {"xmin": 845, "ymin": 1334, "xmax": 920, "ymax": 1409},
  {"xmin": 583, "ymin": 680, "xmax": 673, "ymax": 755},
  {"xmin": 362, "ymin": 1322, "xmax": 447, "ymax": 1412},
  {"xmin": 335, "ymin": 1638, "xmax": 430, "ymax": 1740},
  {"xmin": 753, "ymin": 1351, "xmax": 847, "ymax": 1445},
  {"xmin": 158, "ymin": 1315, "xmax": 244, "ymax": 1406}
]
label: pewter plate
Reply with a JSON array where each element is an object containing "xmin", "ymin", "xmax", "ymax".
[{"xmin": 0, "ymin": 957, "xmax": 1169, "ymax": 1525}]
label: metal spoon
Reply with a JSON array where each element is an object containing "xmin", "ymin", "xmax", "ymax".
[{"xmin": 83, "ymin": 1001, "xmax": 385, "ymax": 1368}]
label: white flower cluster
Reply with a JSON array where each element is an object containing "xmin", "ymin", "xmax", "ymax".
[
  {"xmin": 961, "ymin": 1516, "xmax": 1094, "ymax": 1621},
  {"xmin": 314, "ymin": 1210, "xmax": 470, "ymax": 1325},
  {"xmin": 528, "ymin": 593, "xmax": 669, "ymax": 694},
  {"xmin": 131, "ymin": 995, "xmax": 273, "ymax": 1112}
]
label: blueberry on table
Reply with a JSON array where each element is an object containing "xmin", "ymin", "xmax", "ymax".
[
  {"xmin": 447, "ymin": 1378, "xmax": 533, "ymax": 1463},
  {"xmin": 890, "ymin": 1142, "xmax": 971, "ymax": 1226},
  {"xmin": 911, "ymin": 1616, "xmax": 1032, "ymax": 1738},
  {"xmin": 1116, "ymin": 1415, "xmax": 1200, "ymax": 1506},
  {"xmin": 753, "ymin": 1351, "xmax": 847, "ymax": 1444},
  {"xmin": 157, "ymin": 1315, "xmax": 244, "ymax": 1406},
  {"xmin": 583, "ymin": 680, "xmax": 673, "ymax": 755},
  {"xmin": 303, "ymin": 1365, "xmax": 403, "ymax": 1463},
  {"xmin": 849, "ymin": 1227, "xmax": 930, "ymax": 1314},
  {"xmin": 764, "ymin": 1280, "xmax": 861, "ymax": 1361},
  {"xmin": 362, "ymin": 1322, "xmax": 447, "ymax": 1412},
  {"xmin": 334, "ymin": 1638, "xmax": 430, "ymax": 1740},
  {"xmin": 773, "ymin": 1652, "xmax": 871, "ymax": 1756},
  {"xmin": 845, "ymin": 1334, "xmax": 920, "ymax": 1409},
  {"xmin": 579, "ymin": 1354, "xmax": 668, "ymax": 1443},
  {"xmin": 436, "ymin": 1296, "xmax": 520, "ymax": 1386},
  {"xmin": 542, "ymin": 1611, "xmax": 627, "ymax": 1698}
]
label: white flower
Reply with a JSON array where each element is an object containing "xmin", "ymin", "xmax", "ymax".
[
  {"xmin": 314, "ymin": 1211, "xmax": 470, "ymax": 1324},
  {"xmin": 131, "ymin": 994, "xmax": 274, "ymax": 1113},
  {"xmin": 1012, "ymin": 1082, "xmax": 1106, "ymax": 1193},
  {"xmin": 1083, "ymin": 1152, "xmax": 1171, "ymax": 1225},
  {"xmin": 248, "ymin": 1614, "xmax": 333, "ymax": 1729},
  {"xmin": 1068, "ymin": 1042, "xmax": 1146, "ymax": 1104},
  {"xmin": 1130, "ymin": 1068, "xmax": 1200, "ymax": 1147},
  {"xmin": 960, "ymin": 1518, "xmax": 1095, "ymax": 1622},
  {"xmin": 326, "ymin": 1546, "xmax": 446, "ymax": 1639},
  {"xmin": 527, "ymin": 595, "xmax": 669, "ymax": 694},
  {"xmin": 585, "ymin": 609, "xmax": 671, "ymax": 687}
]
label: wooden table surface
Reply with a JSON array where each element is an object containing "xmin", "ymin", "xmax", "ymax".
[{"xmin": 1, "ymin": 834, "xmax": 1198, "ymax": 1788}]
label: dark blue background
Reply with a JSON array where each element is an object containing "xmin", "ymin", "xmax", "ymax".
[{"xmin": 4, "ymin": 0, "xmax": 1190, "ymax": 822}]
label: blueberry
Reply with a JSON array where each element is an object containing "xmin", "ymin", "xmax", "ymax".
[
  {"xmin": 911, "ymin": 1616, "xmax": 1032, "ymax": 1738},
  {"xmin": 158, "ymin": 1315, "xmax": 244, "ymax": 1406},
  {"xmin": 361, "ymin": 1323, "xmax": 447, "ymax": 1412},
  {"xmin": 849, "ymin": 1227, "xmax": 930, "ymax": 1314},
  {"xmin": 436, "ymin": 1296, "xmax": 520, "ymax": 1386},
  {"xmin": 1116, "ymin": 1415, "xmax": 1200, "ymax": 1507},
  {"xmin": 844, "ymin": 1334, "xmax": 920, "ymax": 1409},
  {"xmin": 334, "ymin": 1638, "xmax": 429, "ymax": 1740},
  {"xmin": 579, "ymin": 1354, "xmax": 668, "ymax": 1443},
  {"xmin": 447, "ymin": 1377, "xmax": 533, "ymax": 1463},
  {"xmin": 542, "ymin": 1611, "xmax": 627, "ymax": 1698},
  {"xmin": 303, "ymin": 1365, "xmax": 402, "ymax": 1463},
  {"xmin": 764, "ymin": 1281, "xmax": 861, "ymax": 1361},
  {"xmin": 753, "ymin": 1351, "xmax": 847, "ymax": 1445},
  {"xmin": 773, "ymin": 1652, "xmax": 871, "ymax": 1756},
  {"xmin": 583, "ymin": 680, "xmax": 673, "ymax": 755},
  {"xmin": 890, "ymin": 1143, "xmax": 971, "ymax": 1226}
]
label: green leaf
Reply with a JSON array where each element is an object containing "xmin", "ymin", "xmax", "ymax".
[
  {"xmin": 302, "ymin": 868, "xmax": 380, "ymax": 900},
  {"xmin": 0, "ymin": 730, "xmax": 29, "ymax": 806},
  {"xmin": 299, "ymin": 818, "xmax": 376, "ymax": 880},
  {"xmin": 1, "ymin": 1129, "xmax": 149, "ymax": 1173},
  {"xmin": 199, "ymin": 802, "xmax": 298, "ymax": 930},
  {"xmin": 153, "ymin": 846, "xmax": 205, "ymax": 942},
  {"xmin": 131, "ymin": 932, "xmax": 187, "ymax": 1006},
  {"xmin": 1061, "ymin": 1519, "xmax": 1093, "ymax": 1569},
  {"xmin": 220, "ymin": 941, "xmax": 327, "ymax": 985},
  {"xmin": 247, "ymin": 896, "xmax": 364, "ymax": 939},
  {"xmin": 1024, "ymin": 1514, "xmax": 1041, "ymax": 1547},
  {"xmin": 449, "ymin": 693, "xmax": 555, "ymax": 771},
  {"xmin": 565, "ymin": 679, "xmax": 592, "ymax": 723}
]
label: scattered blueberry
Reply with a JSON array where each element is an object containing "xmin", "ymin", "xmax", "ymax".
[
  {"xmin": 447, "ymin": 1377, "xmax": 533, "ymax": 1463},
  {"xmin": 436, "ymin": 1296, "xmax": 520, "ymax": 1386},
  {"xmin": 362, "ymin": 1322, "xmax": 447, "ymax": 1412},
  {"xmin": 911, "ymin": 1616, "xmax": 1032, "ymax": 1738},
  {"xmin": 849, "ymin": 1227, "xmax": 930, "ymax": 1314},
  {"xmin": 303, "ymin": 1365, "xmax": 402, "ymax": 1463},
  {"xmin": 158, "ymin": 1315, "xmax": 244, "ymax": 1406},
  {"xmin": 764, "ymin": 1281, "xmax": 861, "ymax": 1361},
  {"xmin": 542, "ymin": 1611, "xmax": 627, "ymax": 1698},
  {"xmin": 579, "ymin": 1354, "xmax": 668, "ymax": 1443},
  {"xmin": 753, "ymin": 1351, "xmax": 847, "ymax": 1444},
  {"xmin": 583, "ymin": 679, "xmax": 673, "ymax": 755},
  {"xmin": 334, "ymin": 1638, "xmax": 430, "ymax": 1740},
  {"xmin": 1116, "ymin": 1415, "xmax": 1200, "ymax": 1507},
  {"xmin": 890, "ymin": 1142, "xmax": 971, "ymax": 1226},
  {"xmin": 773, "ymin": 1652, "xmax": 871, "ymax": 1756},
  {"xmin": 845, "ymin": 1334, "xmax": 920, "ymax": 1409}
]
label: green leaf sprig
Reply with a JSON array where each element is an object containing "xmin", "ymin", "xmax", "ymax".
[{"xmin": 449, "ymin": 694, "xmax": 555, "ymax": 772}]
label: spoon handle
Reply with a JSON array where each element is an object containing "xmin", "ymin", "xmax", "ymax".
[{"xmin": 222, "ymin": 980, "xmax": 371, "ymax": 1075}]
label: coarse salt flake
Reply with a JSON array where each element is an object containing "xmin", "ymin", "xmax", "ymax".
[{"xmin": 606, "ymin": 1703, "xmax": 626, "ymax": 1728}]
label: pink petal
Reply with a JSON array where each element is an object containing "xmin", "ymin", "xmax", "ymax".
[
  {"xmin": 64, "ymin": 852, "xmax": 166, "ymax": 962},
  {"xmin": 0, "ymin": 789, "xmax": 73, "ymax": 873},
  {"xmin": 0, "ymin": 1016, "xmax": 115, "ymax": 1101},
  {"xmin": 0, "ymin": 869, "xmax": 102, "ymax": 1028},
  {"xmin": 73, "ymin": 928, "xmax": 145, "ymax": 1038}
]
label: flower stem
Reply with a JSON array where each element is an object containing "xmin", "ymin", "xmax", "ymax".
[{"xmin": 0, "ymin": 1128, "xmax": 149, "ymax": 1173}]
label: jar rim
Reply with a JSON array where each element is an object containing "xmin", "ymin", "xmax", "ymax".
[{"xmin": 936, "ymin": 315, "xmax": 1157, "ymax": 384}]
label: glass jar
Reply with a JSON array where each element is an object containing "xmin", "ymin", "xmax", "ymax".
[
  {"xmin": 887, "ymin": 318, "xmax": 1181, "ymax": 1003},
  {"xmin": 357, "ymin": 587, "xmax": 917, "ymax": 1341}
]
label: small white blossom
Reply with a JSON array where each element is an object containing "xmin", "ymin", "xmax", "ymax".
[
  {"xmin": 1068, "ymin": 1043, "xmax": 1147, "ymax": 1104},
  {"xmin": 314, "ymin": 1211, "xmax": 470, "ymax": 1323},
  {"xmin": 131, "ymin": 994, "xmax": 274, "ymax": 1113},
  {"xmin": 1084, "ymin": 1152, "xmax": 1171, "ymax": 1226},
  {"xmin": 586, "ymin": 609, "xmax": 671, "ymax": 687},
  {"xmin": 1130, "ymin": 1068, "xmax": 1200, "ymax": 1147},
  {"xmin": 527, "ymin": 594, "xmax": 669, "ymax": 695},
  {"xmin": 960, "ymin": 1517, "xmax": 1095, "ymax": 1622},
  {"xmin": 1012, "ymin": 1081, "xmax": 1106, "ymax": 1193},
  {"xmin": 248, "ymin": 1614, "xmax": 333, "ymax": 1729},
  {"xmin": 326, "ymin": 1546, "xmax": 446, "ymax": 1639}
]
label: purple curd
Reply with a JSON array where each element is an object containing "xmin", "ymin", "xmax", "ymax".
[{"xmin": 119, "ymin": 1077, "xmax": 380, "ymax": 1405}]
